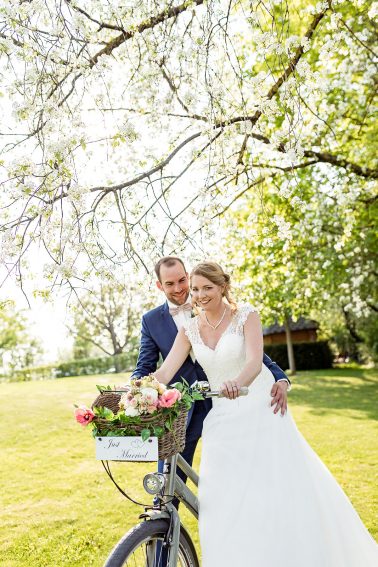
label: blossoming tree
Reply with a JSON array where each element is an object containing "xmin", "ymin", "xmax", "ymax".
[
  {"xmin": 0, "ymin": 0, "xmax": 376, "ymax": 299},
  {"xmin": 221, "ymin": 169, "xmax": 377, "ymax": 363}
]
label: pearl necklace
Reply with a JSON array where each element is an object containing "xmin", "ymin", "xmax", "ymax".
[{"xmin": 205, "ymin": 306, "xmax": 227, "ymax": 330}]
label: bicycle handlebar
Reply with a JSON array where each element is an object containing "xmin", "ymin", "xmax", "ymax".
[
  {"xmin": 193, "ymin": 381, "xmax": 249, "ymax": 398},
  {"xmin": 113, "ymin": 380, "xmax": 249, "ymax": 399}
]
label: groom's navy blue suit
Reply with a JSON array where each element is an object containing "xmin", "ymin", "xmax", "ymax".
[{"xmin": 132, "ymin": 301, "xmax": 289, "ymax": 483}]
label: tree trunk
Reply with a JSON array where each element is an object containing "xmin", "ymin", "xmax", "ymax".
[
  {"xmin": 284, "ymin": 315, "xmax": 296, "ymax": 375},
  {"xmin": 342, "ymin": 307, "xmax": 363, "ymax": 362},
  {"xmin": 113, "ymin": 355, "xmax": 123, "ymax": 374}
]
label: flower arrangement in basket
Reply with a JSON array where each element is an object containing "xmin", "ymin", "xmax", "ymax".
[{"xmin": 74, "ymin": 375, "xmax": 203, "ymax": 460}]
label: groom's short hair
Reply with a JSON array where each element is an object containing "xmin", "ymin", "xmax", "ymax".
[{"xmin": 154, "ymin": 256, "xmax": 187, "ymax": 282}]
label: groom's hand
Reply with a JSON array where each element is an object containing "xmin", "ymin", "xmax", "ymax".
[{"xmin": 270, "ymin": 380, "xmax": 288, "ymax": 415}]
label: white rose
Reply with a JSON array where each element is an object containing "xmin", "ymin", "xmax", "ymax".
[
  {"xmin": 120, "ymin": 392, "xmax": 132, "ymax": 407},
  {"xmin": 140, "ymin": 387, "xmax": 158, "ymax": 402},
  {"xmin": 125, "ymin": 406, "xmax": 139, "ymax": 417}
]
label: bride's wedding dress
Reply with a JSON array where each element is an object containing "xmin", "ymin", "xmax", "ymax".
[{"xmin": 184, "ymin": 305, "xmax": 378, "ymax": 567}]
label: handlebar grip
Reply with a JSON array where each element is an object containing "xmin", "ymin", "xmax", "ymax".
[
  {"xmin": 194, "ymin": 381, "xmax": 250, "ymax": 398},
  {"xmin": 218, "ymin": 386, "xmax": 249, "ymax": 398}
]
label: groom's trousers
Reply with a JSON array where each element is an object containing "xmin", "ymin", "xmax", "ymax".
[{"xmin": 157, "ymin": 399, "xmax": 210, "ymax": 505}]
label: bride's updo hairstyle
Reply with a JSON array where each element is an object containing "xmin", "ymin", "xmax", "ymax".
[{"xmin": 190, "ymin": 261, "xmax": 237, "ymax": 312}]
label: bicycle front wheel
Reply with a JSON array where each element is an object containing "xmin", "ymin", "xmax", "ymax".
[{"xmin": 103, "ymin": 518, "xmax": 199, "ymax": 567}]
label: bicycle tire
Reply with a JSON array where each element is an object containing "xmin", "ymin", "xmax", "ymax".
[{"xmin": 103, "ymin": 518, "xmax": 199, "ymax": 567}]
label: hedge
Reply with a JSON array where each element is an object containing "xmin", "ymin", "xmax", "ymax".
[
  {"xmin": 0, "ymin": 364, "xmax": 58, "ymax": 382},
  {"xmin": 2, "ymin": 352, "xmax": 138, "ymax": 382},
  {"xmin": 55, "ymin": 352, "xmax": 136, "ymax": 377},
  {"xmin": 3, "ymin": 341, "xmax": 333, "ymax": 382},
  {"xmin": 264, "ymin": 341, "xmax": 333, "ymax": 371}
]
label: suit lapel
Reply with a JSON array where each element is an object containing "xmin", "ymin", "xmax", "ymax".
[{"xmin": 160, "ymin": 302, "xmax": 178, "ymax": 345}]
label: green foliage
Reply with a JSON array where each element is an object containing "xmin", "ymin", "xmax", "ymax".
[
  {"xmin": 316, "ymin": 303, "xmax": 378, "ymax": 364},
  {"xmin": 96, "ymin": 384, "xmax": 112, "ymax": 392},
  {"xmin": 222, "ymin": 159, "xmax": 377, "ymax": 358},
  {"xmin": 1, "ymin": 363, "xmax": 57, "ymax": 383},
  {"xmin": 72, "ymin": 319, "xmax": 95, "ymax": 360},
  {"xmin": 56, "ymin": 353, "xmax": 137, "ymax": 378},
  {"xmin": 0, "ymin": 304, "xmax": 42, "ymax": 373},
  {"xmin": 153, "ymin": 425, "xmax": 164, "ymax": 437},
  {"xmin": 215, "ymin": 0, "xmax": 378, "ymax": 354},
  {"xmin": 140, "ymin": 428, "xmax": 150, "ymax": 441},
  {"xmin": 359, "ymin": 313, "xmax": 378, "ymax": 363},
  {"xmin": 265, "ymin": 341, "xmax": 333, "ymax": 371},
  {"xmin": 0, "ymin": 305, "xmax": 24, "ymax": 350},
  {"xmin": 69, "ymin": 283, "xmax": 151, "ymax": 361},
  {"xmin": 93, "ymin": 406, "xmax": 115, "ymax": 420},
  {"xmin": 5, "ymin": 353, "xmax": 137, "ymax": 383},
  {"xmin": 224, "ymin": 172, "xmax": 376, "ymax": 324}
]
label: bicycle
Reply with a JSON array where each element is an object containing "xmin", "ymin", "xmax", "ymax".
[{"xmin": 101, "ymin": 381, "xmax": 249, "ymax": 567}]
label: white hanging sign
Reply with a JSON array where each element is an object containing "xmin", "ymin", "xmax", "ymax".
[{"xmin": 95, "ymin": 436, "xmax": 158, "ymax": 461}]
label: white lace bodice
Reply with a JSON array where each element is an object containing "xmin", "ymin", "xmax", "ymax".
[{"xmin": 184, "ymin": 304, "xmax": 258, "ymax": 390}]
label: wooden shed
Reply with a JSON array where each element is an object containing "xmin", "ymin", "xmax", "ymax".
[{"xmin": 263, "ymin": 317, "xmax": 318, "ymax": 346}]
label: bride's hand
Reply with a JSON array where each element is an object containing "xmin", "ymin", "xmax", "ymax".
[{"xmin": 221, "ymin": 381, "xmax": 241, "ymax": 400}]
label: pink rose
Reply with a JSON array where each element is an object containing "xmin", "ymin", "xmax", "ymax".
[
  {"xmin": 75, "ymin": 406, "xmax": 95, "ymax": 426},
  {"xmin": 158, "ymin": 388, "xmax": 182, "ymax": 408}
]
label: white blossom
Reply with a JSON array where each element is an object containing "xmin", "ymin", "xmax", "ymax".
[{"xmin": 368, "ymin": 2, "xmax": 378, "ymax": 19}]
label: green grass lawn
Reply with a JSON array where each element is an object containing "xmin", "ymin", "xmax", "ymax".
[{"xmin": 1, "ymin": 367, "xmax": 377, "ymax": 566}]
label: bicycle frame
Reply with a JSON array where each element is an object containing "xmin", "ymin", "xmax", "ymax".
[
  {"xmin": 104, "ymin": 384, "xmax": 248, "ymax": 566},
  {"xmin": 141, "ymin": 453, "xmax": 199, "ymax": 567},
  {"xmin": 140, "ymin": 384, "xmax": 249, "ymax": 566}
]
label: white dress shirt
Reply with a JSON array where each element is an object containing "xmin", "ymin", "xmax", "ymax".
[{"xmin": 167, "ymin": 297, "xmax": 195, "ymax": 361}]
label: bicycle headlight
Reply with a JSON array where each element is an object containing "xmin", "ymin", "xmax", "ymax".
[{"xmin": 143, "ymin": 473, "xmax": 165, "ymax": 495}]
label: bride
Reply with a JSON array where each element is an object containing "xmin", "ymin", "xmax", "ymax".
[{"xmin": 153, "ymin": 261, "xmax": 378, "ymax": 566}]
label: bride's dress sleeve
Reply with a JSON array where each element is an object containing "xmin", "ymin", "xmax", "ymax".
[
  {"xmin": 183, "ymin": 317, "xmax": 201, "ymax": 346},
  {"xmin": 233, "ymin": 304, "xmax": 259, "ymax": 335}
]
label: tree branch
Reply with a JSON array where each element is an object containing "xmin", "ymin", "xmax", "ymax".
[
  {"xmin": 54, "ymin": 0, "xmax": 205, "ymax": 105},
  {"xmin": 303, "ymin": 150, "xmax": 378, "ymax": 179}
]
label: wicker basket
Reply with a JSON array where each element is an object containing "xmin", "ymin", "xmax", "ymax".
[{"xmin": 92, "ymin": 390, "xmax": 188, "ymax": 460}]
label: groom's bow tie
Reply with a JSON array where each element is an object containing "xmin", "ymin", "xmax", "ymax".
[{"xmin": 169, "ymin": 303, "xmax": 192, "ymax": 316}]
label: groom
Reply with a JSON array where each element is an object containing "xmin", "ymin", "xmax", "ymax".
[{"xmin": 132, "ymin": 256, "xmax": 290, "ymax": 484}]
